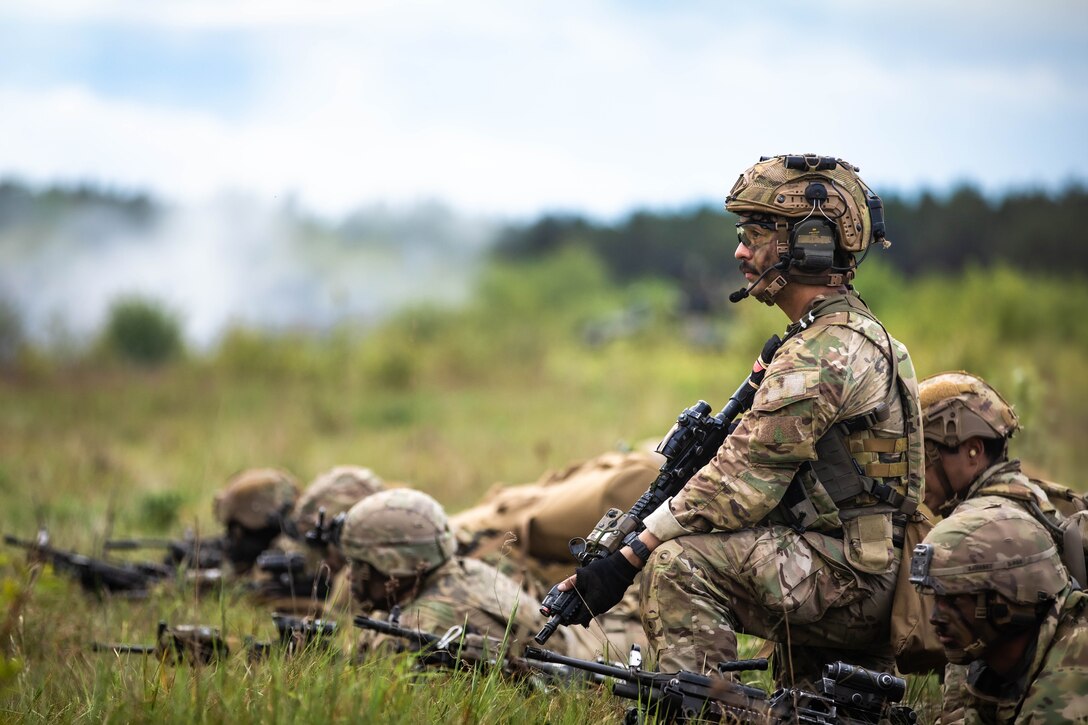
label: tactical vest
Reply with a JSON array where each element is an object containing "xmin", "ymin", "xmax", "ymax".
[{"xmin": 775, "ymin": 294, "xmax": 922, "ymax": 568}]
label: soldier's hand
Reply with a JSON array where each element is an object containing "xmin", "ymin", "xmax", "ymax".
[{"xmin": 556, "ymin": 551, "xmax": 638, "ymax": 626}]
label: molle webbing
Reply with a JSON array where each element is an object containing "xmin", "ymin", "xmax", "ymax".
[
  {"xmin": 779, "ymin": 294, "xmax": 918, "ymax": 529},
  {"xmin": 809, "ymin": 405, "xmax": 909, "ymax": 511}
]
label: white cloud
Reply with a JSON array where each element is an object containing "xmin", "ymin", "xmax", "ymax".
[{"xmin": 0, "ymin": 1, "xmax": 1085, "ymax": 218}]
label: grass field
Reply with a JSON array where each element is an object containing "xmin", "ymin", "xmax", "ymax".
[{"xmin": 1, "ymin": 259, "xmax": 1084, "ymax": 722}]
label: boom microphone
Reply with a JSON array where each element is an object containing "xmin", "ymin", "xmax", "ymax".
[{"xmin": 729, "ymin": 261, "xmax": 788, "ymax": 304}]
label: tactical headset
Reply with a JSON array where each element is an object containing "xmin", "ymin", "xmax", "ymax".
[{"xmin": 730, "ymin": 155, "xmax": 888, "ymax": 304}]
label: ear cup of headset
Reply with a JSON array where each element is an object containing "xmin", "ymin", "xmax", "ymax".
[{"xmin": 789, "ymin": 217, "xmax": 837, "ymax": 272}]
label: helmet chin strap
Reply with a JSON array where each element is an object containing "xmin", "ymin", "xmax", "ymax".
[
  {"xmin": 948, "ymin": 638, "xmax": 989, "ymax": 664},
  {"xmin": 729, "ymin": 258, "xmax": 791, "ymax": 305},
  {"xmin": 931, "ymin": 462, "xmax": 963, "ymax": 517}
]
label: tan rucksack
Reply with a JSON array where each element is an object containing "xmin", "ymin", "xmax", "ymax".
[
  {"xmin": 450, "ymin": 449, "xmax": 662, "ymax": 567},
  {"xmin": 889, "ymin": 502, "xmax": 947, "ymax": 674}
]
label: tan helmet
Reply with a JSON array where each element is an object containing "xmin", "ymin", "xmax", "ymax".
[
  {"xmin": 727, "ymin": 154, "xmax": 886, "ymax": 254},
  {"xmin": 339, "ymin": 488, "xmax": 456, "ymax": 577},
  {"xmin": 293, "ymin": 466, "xmax": 386, "ymax": 535},
  {"xmin": 919, "ymin": 371, "xmax": 1020, "ymax": 448},
  {"xmin": 213, "ymin": 467, "xmax": 300, "ymax": 530},
  {"xmin": 910, "ymin": 504, "xmax": 1068, "ymax": 606}
]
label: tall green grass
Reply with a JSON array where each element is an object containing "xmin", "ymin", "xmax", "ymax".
[{"xmin": 0, "ymin": 258, "xmax": 1084, "ymax": 723}]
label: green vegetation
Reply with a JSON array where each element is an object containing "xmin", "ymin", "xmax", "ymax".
[
  {"xmin": 100, "ymin": 296, "xmax": 185, "ymax": 367},
  {"xmin": 0, "ymin": 182, "xmax": 1085, "ymax": 722}
]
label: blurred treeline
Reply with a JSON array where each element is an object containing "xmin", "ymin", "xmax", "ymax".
[{"xmin": 494, "ymin": 184, "xmax": 1088, "ymax": 313}]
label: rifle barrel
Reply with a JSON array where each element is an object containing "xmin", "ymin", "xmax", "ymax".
[
  {"xmin": 104, "ymin": 539, "xmax": 171, "ymax": 551},
  {"xmin": 525, "ymin": 646, "xmax": 651, "ymax": 683},
  {"xmin": 92, "ymin": 642, "xmax": 157, "ymax": 655}
]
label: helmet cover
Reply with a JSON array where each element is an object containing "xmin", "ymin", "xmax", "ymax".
[
  {"xmin": 919, "ymin": 371, "xmax": 1020, "ymax": 447},
  {"xmin": 910, "ymin": 504, "xmax": 1068, "ymax": 605},
  {"xmin": 293, "ymin": 465, "xmax": 385, "ymax": 535},
  {"xmin": 339, "ymin": 488, "xmax": 456, "ymax": 577},
  {"xmin": 213, "ymin": 467, "xmax": 300, "ymax": 530}
]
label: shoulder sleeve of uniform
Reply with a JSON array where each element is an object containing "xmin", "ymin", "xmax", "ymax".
[{"xmin": 667, "ymin": 327, "xmax": 854, "ymax": 532}]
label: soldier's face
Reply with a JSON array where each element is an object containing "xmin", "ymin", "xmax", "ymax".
[
  {"xmin": 224, "ymin": 521, "xmax": 281, "ymax": 573},
  {"xmin": 930, "ymin": 593, "xmax": 992, "ymax": 664},
  {"xmin": 734, "ymin": 215, "xmax": 785, "ymax": 293},
  {"xmin": 925, "ymin": 440, "xmax": 986, "ymax": 508},
  {"xmin": 349, "ymin": 560, "xmax": 403, "ymax": 608}
]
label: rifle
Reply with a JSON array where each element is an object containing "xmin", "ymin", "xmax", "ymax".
[
  {"xmin": 524, "ymin": 647, "xmax": 916, "ymax": 725},
  {"xmin": 93, "ymin": 620, "xmax": 229, "ymax": 665},
  {"xmin": 4, "ymin": 530, "xmax": 171, "ymax": 596},
  {"xmin": 247, "ymin": 612, "xmax": 339, "ymax": 658},
  {"xmin": 301, "ymin": 508, "xmax": 346, "ymax": 553},
  {"xmin": 250, "ymin": 550, "xmax": 333, "ymax": 603},
  {"xmin": 352, "ymin": 608, "xmax": 586, "ymax": 683},
  {"xmin": 536, "ymin": 335, "xmax": 783, "ymax": 644},
  {"xmin": 104, "ymin": 533, "xmax": 226, "ymax": 570},
  {"xmin": 94, "ymin": 613, "xmax": 340, "ymax": 665}
]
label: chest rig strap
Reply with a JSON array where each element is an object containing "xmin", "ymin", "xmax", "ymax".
[{"xmin": 778, "ymin": 293, "xmax": 912, "ymax": 533}]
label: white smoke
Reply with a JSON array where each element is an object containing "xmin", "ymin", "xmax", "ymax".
[{"xmin": 0, "ymin": 193, "xmax": 497, "ymax": 350}]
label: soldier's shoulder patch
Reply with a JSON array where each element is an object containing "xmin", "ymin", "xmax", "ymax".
[{"xmin": 758, "ymin": 366, "xmax": 820, "ymax": 408}]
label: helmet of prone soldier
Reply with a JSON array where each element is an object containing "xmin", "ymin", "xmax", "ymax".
[
  {"xmin": 213, "ymin": 467, "xmax": 300, "ymax": 531},
  {"xmin": 910, "ymin": 505, "xmax": 1068, "ymax": 607},
  {"xmin": 919, "ymin": 371, "xmax": 1020, "ymax": 450},
  {"xmin": 293, "ymin": 465, "xmax": 386, "ymax": 536},
  {"xmin": 339, "ymin": 488, "xmax": 456, "ymax": 578},
  {"xmin": 726, "ymin": 154, "xmax": 887, "ymax": 291}
]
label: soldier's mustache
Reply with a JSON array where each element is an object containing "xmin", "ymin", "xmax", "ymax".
[{"xmin": 739, "ymin": 263, "xmax": 760, "ymax": 276}]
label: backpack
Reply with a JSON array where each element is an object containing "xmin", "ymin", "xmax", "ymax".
[{"xmin": 889, "ymin": 502, "xmax": 948, "ymax": 674}]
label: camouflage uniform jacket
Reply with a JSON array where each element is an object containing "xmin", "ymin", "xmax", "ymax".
[
  {"xmin": 957, "ymin": 587, "xmax": 1088, "ymax": 724},
  {"xmin": 356, "ymin": 556, "xmax": 546, "ymax": 659},
  {"xmin": 940, "ymin": 462, "xmax": 1072, "ymax": 724},
  {"xmin": 643, "ymin": 291, "xmax": 923, "ymax": 559},
  {"xmin": 952, "ymin": 460, "xmax": 1062, "ymax": 525}
]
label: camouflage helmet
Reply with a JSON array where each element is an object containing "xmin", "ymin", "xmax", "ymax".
[
  {"xmin": 293, "ymin": 466, "xmax": 385, "ymax": 535},
  {"xmin": 919, "ymin": 371, "xmax": 1020, "ymax": 447},
  {"xmin": 910, "ymin": 505, "xmax": 1068, "ymax": 606},
  {"xmin": 213, "ymin": 468, "xmax": 300, "ymax": 530},
  {"xmin": 339, "ymin": 488, "xmax": 456, "ymax": 577},
  {"xmin": 725, "ymin": 154, "xmax": 886, "ymax": 256}
]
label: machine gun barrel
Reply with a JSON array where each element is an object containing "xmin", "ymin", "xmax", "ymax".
[
  {"xmin": 4, "ymin": 532, "xmax": 168, "ymax": 595},
  {"xmin": 104, "ymin": 535, "xmax": 225, "ymax": 570}
]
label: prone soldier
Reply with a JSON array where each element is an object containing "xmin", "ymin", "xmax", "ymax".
[
  {"xmin": 340, "ymin": 488, "xmax": 577, "ymax": 661},
  {"xmin": 910, "ymin": 506, "xmax": 1088, "ymax": 723},
  {"xmin": 279, "ymin": 465, "xmax": 387, "ymax": 614},
  {"xmin": 212, "ymin": 467, "xmax": 301, "ymax": 576},
  {"xmin": 918, "ymin": 371, "xmax": 1088, "ymax": 720}
]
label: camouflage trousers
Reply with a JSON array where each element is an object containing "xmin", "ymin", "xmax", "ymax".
[{"xmin": 639, "ymin": 525, "xmax": 897, "ymax": 685}]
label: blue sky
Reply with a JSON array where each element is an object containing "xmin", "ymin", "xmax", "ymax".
[{"xmin": 1, "ymin": 0, "xmax": 1086, "ymax": 220}]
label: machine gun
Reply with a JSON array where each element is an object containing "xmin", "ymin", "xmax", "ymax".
[
  {"xmin": 4, "ymin": 530, "xmax": 171, "ymax": 596},
  {"xmin": 524, "ymin": 647, "xmax": 916, "ymax": 725},
  {"xmin": 250, "ymin": 551, "xmax": 333, "ymax": 604},
  {"xmin": 352, "ymin": 608, "xmax": 584, "ymax": 683},
  {"xmin": 93, "ymin": 620, "xmax": 229, "ymax": 665},
  {"xmin": 536, "ymin": 335, "xmax": 783, "ymax": 644},
  {"xmin": 103, "ymin": 533, "xmax": 225, "ymax": 570},
  {"xmin": 247, "ymin": 612, "xmax": 339, "ymax": 658}
]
